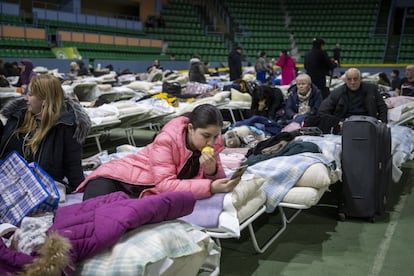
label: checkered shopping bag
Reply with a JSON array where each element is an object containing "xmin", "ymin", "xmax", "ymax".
[
  {"xmin": 0, "ymin": 151, "xmax": 60, "ymax": 226},
  {"xmin": 28, "ymin": 162, "xmax": 60, "ymax": 214}
]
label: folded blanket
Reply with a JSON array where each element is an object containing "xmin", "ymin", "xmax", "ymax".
[
  {"xmin": 179, "ymin": 193, "xmax": 225, "ymax": 228},
  {"xmin": 248, "ymin": 152, "xmax": 334, "ymax": 212}
]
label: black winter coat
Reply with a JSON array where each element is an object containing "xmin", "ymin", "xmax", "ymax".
[
  {"xmin": 228, "ymin": 50, "xmax": 243, "ymax": 81},
  {"xmin": 304, "ymin": 47, "xmax": 335, "ymax": 90},
  {"xmin": 0, "ymin": 98, "xmax": 91, "ymax": 192},
  {"xmin": 317, "ymin": 82, "xmax": 388, "ymax": 123}
]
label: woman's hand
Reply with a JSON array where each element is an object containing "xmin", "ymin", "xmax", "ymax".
[
  {"xmin": 210, "ymin": 177, "xmax": 240, "ymax": 194},
  {"xmin": 200, "ymin": 151, "xmax": 217, "ymax": 176}
]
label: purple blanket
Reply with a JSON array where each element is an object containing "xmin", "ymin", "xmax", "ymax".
[{"xmin": 179, "ymin": 193, "xmax": 225, "ymax": 228}]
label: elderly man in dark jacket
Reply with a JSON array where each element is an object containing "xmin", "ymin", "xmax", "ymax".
[
  {"xmin": 318, "ymin": 68, "xmax": 388, "ymax": 123},
  {"xmin": 228, "ymin": 46, "xmax": 243, "ymax": 81}
]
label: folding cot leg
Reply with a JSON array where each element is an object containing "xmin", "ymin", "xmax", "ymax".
[
  {"xmin": 94, "ymin": 136, "xmax": 103, "ymax": 153},
  {"xmin": 213, "ymin": 237, "xmax": 221, "ymax": 248},
  {"xmin": 124, "ymin": 128, "xmax": 136, "ymax": 147},
  {"xmin": 87, "ymin": 133, "xmax": 103, "ymax": 152},
  {"xmin": 247, "ymin": 206, "xmax": 302, "ymax": 253}
]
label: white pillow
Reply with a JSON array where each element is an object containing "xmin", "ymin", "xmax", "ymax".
[
  {"xmin": 295, "ymin": 163, "xmax": 331, "ymax": 188},
  {"xmin": 232, "ymin": 175, "xmax": 265, "ymax": 208},
  {"xmin": 213, "ymin": 91, "xmax": 230, "ymax": 102},
  {"xmin": 282, "ymin": 187, "xmax": 325, "ymax": 207},
  {"xmin": 126, "ymin": 81, "xmax": 154, "ymax": 91},
  {"xmin": 97, "ymin": 84, "xmax": 112, "ymax": 91},
  {"xmin": 236, "ymin": 189, "xmax": 266, "ymax": 223},
  {"xmin": 230, "ymin": 88, "xmax": 252, "ymax": 103}
]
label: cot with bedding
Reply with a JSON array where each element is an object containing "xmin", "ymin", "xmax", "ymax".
[
  {"xmin": 58, "ymin": 192, "xmax": 221, "ymax": 276},
  {"xmin": 80, "ymin": 95, "xmax": 414, "ymax": 258},
  {"xmin": 203, "ymin": 146, "xmax": 340, "ymax": 253},
  {"xmin": 204, "ymin": 121, "xmax": 413, "ymax": 253}
]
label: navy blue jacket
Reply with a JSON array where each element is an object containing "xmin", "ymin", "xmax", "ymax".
[{"xmin": 285, "ymin": 84, "xmax": 323, "ymax": 119}]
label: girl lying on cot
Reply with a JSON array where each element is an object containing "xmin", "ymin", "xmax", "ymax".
[{"xmin": 76, "ymin": 104, "xmax": 241, "ymax": 200}]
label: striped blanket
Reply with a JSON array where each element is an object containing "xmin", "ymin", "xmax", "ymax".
[{"xmin": 247, "ymin": 152, "xmax": 336, "ymax": 212}]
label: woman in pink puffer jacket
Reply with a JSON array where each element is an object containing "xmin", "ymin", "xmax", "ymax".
[{"xmin": 76, "ymin": 104, "xmax": 241, "ymax": 200}]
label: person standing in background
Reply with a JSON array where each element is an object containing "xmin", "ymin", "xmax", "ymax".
[
  {"xmin": 304, "ymin": 38, "xmax": 337, "ymax": 99},
  {"xmin": 276, "ymin": 50, "xmax": 296, "ymax": 85},
  {"xmin": 255, "ymin": 51, "xmax": 272, "ymax": 84},
  {"xmin": 333, "ymin": 43, "xmax": 341, "ymax": 67},
  {"xmin": 228, "ymin": 46, "xmax": 243, "ymax": 81}
]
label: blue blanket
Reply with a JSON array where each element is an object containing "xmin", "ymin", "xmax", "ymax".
[{"xmin": 247, "ymin": 152, "xmax": 334, "ymax": 212}]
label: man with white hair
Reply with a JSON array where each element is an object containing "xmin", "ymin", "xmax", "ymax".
[
  {"xmin": 317, "ymin": 67, "xmax": 387, "ymax": 123},
  {"xmin": 395, "ymin": 65, "xmax": 414, "ymax": 96}
]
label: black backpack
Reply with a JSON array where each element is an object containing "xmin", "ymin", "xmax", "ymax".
[{"xmin": 162, "ymin": 81, "xmax": 182, "ymax": 96}]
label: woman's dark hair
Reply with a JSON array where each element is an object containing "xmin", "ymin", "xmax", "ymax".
[
  {"xmin": 187, "ymin": 104, "xmax": 223, "ymax": 129},
  {"xmin": 379, "ymin": 72, "xmax": 391, "ymax": 86}
]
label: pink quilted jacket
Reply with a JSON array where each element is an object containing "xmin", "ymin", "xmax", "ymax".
[{"xmin": 76, "ymin": 116, "xmax": 226, "ymax": 199}]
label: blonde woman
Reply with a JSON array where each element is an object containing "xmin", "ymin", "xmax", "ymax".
[
  {"xmin": 0, "ymin": 74, "xmax": 91, "ymax": 193},
  {"xmin": 285, "ymin": 73, "xmax": 323, "ymax": 123}
]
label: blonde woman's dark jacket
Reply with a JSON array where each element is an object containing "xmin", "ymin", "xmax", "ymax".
[{"xmin": 0, "ymin": 98, "xmax": 91, "ymax": 192}]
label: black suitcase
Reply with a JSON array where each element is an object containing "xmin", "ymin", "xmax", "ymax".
[{"xmin": 340, "ymin": 115, "xmax": 392, "ymax": 221}]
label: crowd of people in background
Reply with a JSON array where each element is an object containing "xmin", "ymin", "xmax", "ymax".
[{"xmin": 2, "ymin": 38, "xmax": 412, "ymax": 129}]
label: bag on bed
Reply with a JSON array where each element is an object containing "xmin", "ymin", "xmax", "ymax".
[
  {"xmin": 184, "ymin": 81, "xmax": 214, "ymax": 96},
  {"xmin": 0, "ymin": 151, "xmax": 60, "ymax": 226},
  {"xmin": 162, "ymin": 81, "xmax": 182, "ymax": 96}
]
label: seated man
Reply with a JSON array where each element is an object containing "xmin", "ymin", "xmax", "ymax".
[
  {"xmin": 317, "ymin": 68, "xmax": 388, "ymax": 124},
  {"xmin": 395, "ymin": 64, "xmax": 414, "ymax": 96},
  {"xmin": 147, "ymin": 59, "xmax": 163, "ymax": 73}
]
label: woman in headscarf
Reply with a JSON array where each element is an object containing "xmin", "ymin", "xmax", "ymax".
[{"xmin": 15, "ymin": 59, "xmax": 37, "ymax": 91}]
